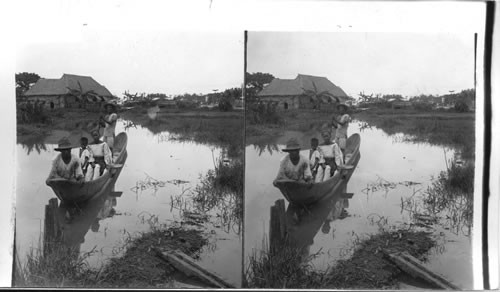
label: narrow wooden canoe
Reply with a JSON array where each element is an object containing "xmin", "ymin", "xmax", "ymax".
[
  {"xmin": 274, "ymin": 133, "xmax": 360, "ymax": 205},
  {"xmin": 47, "ymin": 132, "xmax": 128, "ymax": 204}
]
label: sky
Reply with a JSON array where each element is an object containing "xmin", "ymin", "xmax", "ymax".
[
  {"xmin": 16, "ymin": 30, "xmax": 244, "ymax": 97},
  {"xmin": 247, "ymin": 32, "xmax": 475, "ymax": 98}
]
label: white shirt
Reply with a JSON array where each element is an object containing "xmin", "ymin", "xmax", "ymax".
[
  {"xmin": 336, "ymin": 114, "xmax": 351, "ymax": 138},
  {"xmin": 309, "ymin": 149, "xmax": 322, "ymax": 168},
  {"xmin": 47, "ymin": 153, "xmax": 83, "ymax": 180},
  {"xmin": 275, "ymin": 154, "xmax": 312, "ymax": 182},
  {"xmin": 89, "ymin": 142, "xmax": 112, "ymax": 165},
  {"xmin": 77, "ymin": 146, "xmax": 93, "ymax": 167},
  {"xmin": 103, "ymin": 113, "xmax": 118, "ymax": 137},
  {"xmin": 318, "ymin": 143, "xmax": 343, "ymax": 166}
]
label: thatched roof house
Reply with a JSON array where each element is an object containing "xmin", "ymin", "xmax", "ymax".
[
  {"xmin": 257, "ymin": 74, "xmax": 348, "ymax": 110},
  {"xmin": 24, "ymin": 74, "xmax": 113, "ymax": 109}
]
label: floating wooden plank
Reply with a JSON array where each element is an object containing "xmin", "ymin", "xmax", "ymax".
[
  {"xmin": 109, "ymin": 191, "xmax": 123, "ymax": 197},
  {"xmin": 155, "ymin": 248, "xmax": 235, "ymax": 288},
  {"xmin": 340, "ymin": 192, "xmax": 354, "ymax": 199},
  {"xmin": 383, "ymin": 250, "xmax": 460, "ymax": 290},
  {"xmin": 168, "ymin": 280, "xmax": 206, "ymax": 289}
]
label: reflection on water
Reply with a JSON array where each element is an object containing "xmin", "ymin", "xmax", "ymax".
[
  {"xmin": 274, "ymin": 195, "xmax": 351, "ymax": 257},
  {"xmin": 15, "ymin": 118, "xmax": 242, "ymax": 286},
  {"xmin": 19, "ymin": 137, "xmax": 48, "ymax": 155},
  {"xmin": 245, "ymin": 121, "xmax": 473, "ymax": 289},
  {"xmin": 43, "ymin": 184, "xmax": 119, "ymax": 258}
]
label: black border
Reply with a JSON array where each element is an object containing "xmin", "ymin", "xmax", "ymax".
[{"xmin": 483, "ymin": 1, "xmax": 495, "ymax": 289}]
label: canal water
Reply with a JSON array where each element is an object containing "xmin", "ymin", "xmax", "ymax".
[
  {"xmin": 15, "ymin": 119, "xmax": 242, "ymax": 287},
  {"xmin": 244, "ymin": 121, "xmax": 473, "ymax": 289}
]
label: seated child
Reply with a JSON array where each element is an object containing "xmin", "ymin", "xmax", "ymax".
[
  {"xmin": 315, "ymin": 130, "xmax": 344, "ymax": 183},
  {"xmin": 309, "ymin": 138, "xmax": 321, "ymax": 180},
  {"xmin": 78, "ymin": 137, "xmax": 92, "ymax": 176}
]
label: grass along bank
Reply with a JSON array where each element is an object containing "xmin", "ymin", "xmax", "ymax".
[
  {"xmin": 17, "ymin": 106, "xmax": 244, "ymax": 159},
  {"xmin": 246, "ymin": 108, "xmax": 474, "ymax": 161},
  {"xmin": 355, "ymin": 109, "xmax": 475, "ymax": 159},
  {"xmin": 14, "ymin": 223, "xmax": 209, "ymax": 288},
  {"xmin": 245, "ymin": 228, "xmax": 438, "ymax": 289}
]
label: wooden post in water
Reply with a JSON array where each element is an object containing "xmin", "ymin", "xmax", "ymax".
[
  {"xmin": 269, "ymin": 199, "xmax": 286, "ymax": 253},
  {"xmin": 43, "ymin": 198, "xmax": 61, "ymax": 257}
]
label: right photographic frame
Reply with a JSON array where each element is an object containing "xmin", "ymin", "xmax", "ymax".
[{"xmin": 243, "ymin": 31, "xmax": 479, "ymax": 289}]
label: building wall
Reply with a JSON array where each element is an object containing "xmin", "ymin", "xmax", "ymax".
[
  {"xmin": 25, "ymin": 95, "xmax": 104, "ymax": 110},
  {"xmin": 259, "ymin": 95, "xmax": 340, "ymax": 111},
  {"xmin": 259, "ymin": 95, "xmax": 302, "ymax": 110},
  {"xmin": 26, "ymin": 95, "xmax": 65, "ymax": 109}
]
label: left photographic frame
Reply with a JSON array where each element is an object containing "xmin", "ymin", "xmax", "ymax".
[{"xmin": 13, "ymin": 30, "xmax": 244, "ymax": 288}]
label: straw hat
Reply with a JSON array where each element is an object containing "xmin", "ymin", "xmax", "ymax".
[
  {"xmin": 54, "ymin": 137, "xmax": 73, "ymax": 151},
  {"xmin": 282, "ymin": 138, "xmax": 301, "ymax": 152},
  {"xmin": 104, "ymin": 102, "xmax": 117, "ymax": 111}
]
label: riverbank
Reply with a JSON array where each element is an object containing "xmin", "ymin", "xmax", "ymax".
[
  {"xmin": 120, "ymin": 107, "xmax": 243, "ymax": 158},
  {"xmin": 355, "ymin": 109, "xmax": 475, "ymax": 159},
  {"xmin": 246, "ymin": 109, "xmax": 475, "ymax": 159},
  {"xmin": 14, "ymin": 223, "xmax": 212, "ymax": 288},
  {"xmin": 245, "ymin": 228, "xmax": 438, "ymax": 289},
  {"xmin": 17, "ymin": 106, "xmax": 244, "ymax": 158}
]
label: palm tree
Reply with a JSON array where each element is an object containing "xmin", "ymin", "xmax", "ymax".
[
  {"xmin": 302, "ymin": 81, "xmax": 340, "ymax": 110},
  {"xmin": 66, "ymin": 81, "xmax": 96, "ymax": 109}
]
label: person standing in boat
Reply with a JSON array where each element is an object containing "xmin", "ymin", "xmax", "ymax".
[
  {"xmin": 331, "ymin": 103, "xmax": 351, "ymax": 157},
  {"xmin": 100, "ymin": 103, "xmax": 118, "ymax": 153},
  {"xmin": 273, "ymin": 138, "xmax": 313, "ymax": 186},
  {"xmin": 46, "ymin": 137, "xmax": 84, "ymax": 184},
  {"xmin": 315, "ymin": 130, "xmax": 343, "ymax": 183},
  {"xmin": 88, "ymin": 130, "xmax": 113, "ymax": 179}
]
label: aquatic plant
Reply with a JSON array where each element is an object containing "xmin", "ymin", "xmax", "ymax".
[
  {"xmin": 400, "ymin": 164, "xmax": 473, "ymax": 236},
  {"xmin": 245, "ymin": 236, "xmax": 326, "ymax": 289},
  {"xmin": 14, "ymin": 243, "xmax": 98, "ymax": 287},
  {"xmin": 192, "ymin": 155, "xmax": 243, "ymax": 234},
  {"xmin": 130, "ymin": 173, "xmax": 166, "ymax": 194}
]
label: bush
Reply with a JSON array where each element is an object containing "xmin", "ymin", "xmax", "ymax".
[
  {"xmin": 17, "ymin": 102, "xmax": 50, "ymax": 124},
  {"xmin": 218, "ymin": 99, "xmax": 233, "ymax": 112},
  {"xmin": 440, "ymin": 162, "xmax": 474, "ymax": 195},
  {"xmin": 454, "ymin": 101, "xmax": 469, "ymax": 113},
  {"xmin": 412, "ymin": 102, "xmax": 433, "ymax": 111},
  {"xmin": 247, "ymin": 101, "xmax": 283, "ymax": 125},
  {"xmin": 175, "ymin": 100, "xmax": 197, "ymax": 110}
]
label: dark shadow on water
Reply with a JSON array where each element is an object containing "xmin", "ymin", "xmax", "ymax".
[
  {"xmin": 13, "ymin": 182, "xmax": 121, "ymax": 287},
  {"xmin": 244, "ymin": 184, "xmax": 352, "ymax": 289}
]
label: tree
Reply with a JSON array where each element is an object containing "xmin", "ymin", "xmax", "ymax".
[
  {"xmin": 15, "ymin": 72, "xmax": 40, "ymax": 98},
  {"xmin": 218, "ymin": 95, "xmax": 233, "ymax": 111},
  {"xmin": 454, "ymin": 101, "xmax": 469, "ymax": 113},
  {"xmin": 245, "ymin": 72, "xmax": 274, "ymax": 100},
  {"xmin": 302, "ymin": 81, "xmax": 340, "ymax": 109},
  {"xmin": 66, "ymin": 80, "xmax": 96, "ymax": 109}
]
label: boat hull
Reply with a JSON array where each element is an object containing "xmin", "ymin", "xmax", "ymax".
[
  {"xmin": 47, "ymin": 132, "xmax": 128, "ymax": 204},
  {"xmin": 275, "ymin": 133, "xmax": 361, "ymax": 206}
]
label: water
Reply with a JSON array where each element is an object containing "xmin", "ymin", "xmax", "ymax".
[
  {"xmin": 15, "ymin": 119, "xmax": 242, "ymax": 287},
  {"xmin": 244, "ymin": 121, "xmax": 473, "ymax": 289}
]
